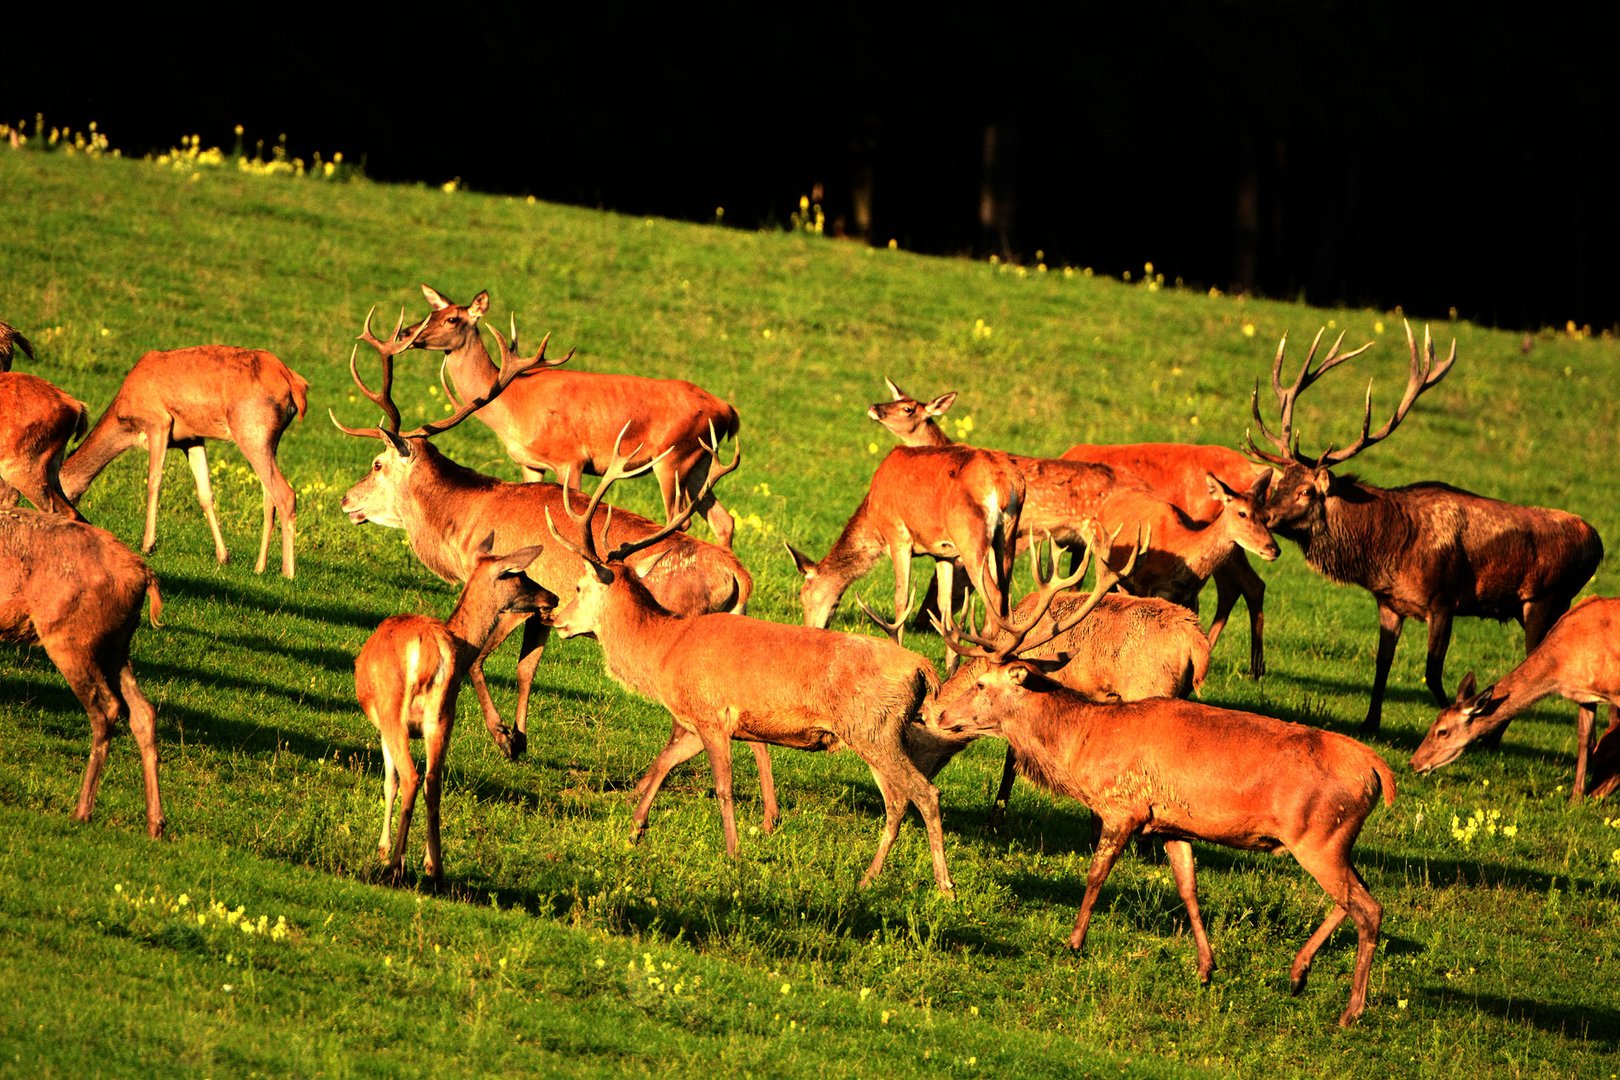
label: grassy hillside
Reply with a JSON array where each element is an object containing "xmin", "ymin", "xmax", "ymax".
[{"xmin": 2, "ymin": 147, "xmax": 1618, "ymax": 1077}]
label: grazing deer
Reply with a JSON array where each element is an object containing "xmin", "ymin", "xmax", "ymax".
[
  {"xmin": 1063, "ymin": 441, "xmax": 1274, "ymax": 676},
  {"xmin": 544, "ymin": 434, "xmax": 956, "ymax": 894},
  {"xmin": 924, "ymin": 534, "xmax": 1395, "ymax": 1027},
  {"xmin": 0, "ymin": 372, "xmax": 88, "ymax": 519},
  {"xmin": 869, "ymin": 380, "xmax": 1276, "ymax": 673},
  {"xmin": 1249, "ymin": 323, "xmax": 1602, "ymax": 731},
  {"xmin": 356, "ymin": 537, "xmax": 554, "ymax": 882},
  {"xmin": 1411, "ymin": 596, "xmax": 1620, "ymax": 802},
  {"xmin": 0, "ymin": 507, "xmax": 165, "ymax": 836},
  {"xmin": 0, "ymin": 318, "xmax": 33, "ymax": 372},
  {"xmin": 336, "ymin": 310, "xmax": 755, "ymax": 768},
  {"xmin": 59, "ymin": 346, "xmax": 309, "ymax": 577},
  {"xmin": 401, "ymin": 285, "xmax": 741, "ymax": 548},
  {"xmin": 784, "ymin": 442, "xmax": 1024, "ymax": 672}
]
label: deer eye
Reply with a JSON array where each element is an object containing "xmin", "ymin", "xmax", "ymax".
[
  {"xmin": 372, "ymin": 460, "xmax": 382, "ymax": 471},
  {"xmin": 1435, "ymin": 727, "xmax": 1449, "ymax": 738},
  {"xmin": 902, "ymin": 405, "xmax": 915, "ymax": 414}
]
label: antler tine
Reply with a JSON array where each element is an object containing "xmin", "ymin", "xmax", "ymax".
[
  {"xmin": 603, "ymin": 422, "xmax": 740, "ymax": 563},
  {"xmin": 856, "ymin": 586, "xmax": 914, "ymax": 642},
  {"xmin": 1317, "ymin": 319, "xmax": 1455, "ymax": 468},
  {"xmin": 1247, "ymin": 325, "xmax": 1378, "ymax": 469},
  {"xmin": 1008, "ymin": 520, "xmax": 1148, "ymax": 659},
  {"xmin": 401, "ymin": 319, "xmax": 569, "ymax": 439},
  {"xmin": 332, "ymin": 306, "xmax": 429, "ymax": 439},
  {"xmin": 437, "ymin": 354, "xmax": 466, "ymax": 412}
]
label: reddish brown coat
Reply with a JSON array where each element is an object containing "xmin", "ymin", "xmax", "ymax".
[{"xmin": 0, "ymin": 372, "xmax": 87, "ymax": 518}]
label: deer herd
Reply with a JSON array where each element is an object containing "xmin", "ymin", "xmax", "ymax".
[{"xmin": 2, "ymin": 288, "xmax": 1617, "ymax": 1030}]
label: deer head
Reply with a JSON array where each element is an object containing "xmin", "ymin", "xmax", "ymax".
[{"xmin": 867, "ymin": 377, "xmax": 958, "ymax": 444}]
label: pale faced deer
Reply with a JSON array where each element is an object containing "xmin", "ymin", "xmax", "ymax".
[
  {"xmin": 60, "ymin": 346, "xmax": 309, "ymax": 577},
  {"xmin": 0, "ymin": 318, "xmax": 33, "ymax": 372},
  {"xmin": 401, "ymin": 285, "xmax": 741, "ymax": 548},
  {"xmin": 784, "ymin": 442, "xmax": 1024, "ymax": 673},
  {"xmin": 1249, "ymin": 324, "xmax": 1602, "ymax": 731},
  {"xmin": 924, "ymin": 534, "xmax": 1395, "ymax": 1027},
  {"xmin": 356, "ymin": 538, "xmax": 554, "ymax": 883},
  {"xmin": 0, "ymin": 507, "xmax": 166, "ymax": 836},
  {"xmin": 870, "ymin": 380, "xmax": 1276, "ymax": 673},
  {"xmin": 0, "ymin": 372, "xmax": 88, "ymax": 519},
  {"xmin": 1063, "ymin": 441, "xmax": 1275, "ymax": 676},
  {"xmin": 335, "ymin": 311, "xmax": 754, "ymax": 767},
  {"xmin": 544, "ymin": 436, "xmax": 956, "ymax": 894},
  {"xmin": 1411, "ymin": 596, "xmax": 1620, "ymax": 802}
]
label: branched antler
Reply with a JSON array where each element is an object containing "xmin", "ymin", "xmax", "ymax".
[
  {"xmin": 329, "ymin": 307, "xmax": 427, "ymax": 439},
  {"xmin": 407, "ymin": 317, "xmax": 571, "ymax": 439}
]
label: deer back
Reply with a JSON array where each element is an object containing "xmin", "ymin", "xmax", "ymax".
[
  {"xmin": 108, "ymin": 347, "xmax": 306, "ymax": 440},
  {"xmin": 1063, "ymin": 443, "xmax": 1266, "ymax": 521},
  {"xmin": 0, "ymin": 508, "xmax": 156, "ymax": 648},
  {"xmin": 865, "ymin": 445, "xmax": 1024, "ymax": 556}
]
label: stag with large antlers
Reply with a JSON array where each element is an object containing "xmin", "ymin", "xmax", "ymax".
[
  {"xmin": 59, "ymin": 345, "xmax": 308, "ymax": 577},
  {"xmin": 1248, "ymin": 323, "xmax": 1602, "ymax": 731},
  {"xmin": 923, "ymin": 528, "xmax": 1395, "ymax": 1027},
  {"xmin": 400, "ymin": 285, "xmax": 742, "ymax": 548},
  {"xmin": 335, "ymin": 310, "xmax": 755, "ymax": 765},
  {"xmin": 543, "ymin": 432, "xmax": 956, "ymax": 893},
  {"xmin": 870, "ymin": 379, "xmax": 1276, "ymax": 675}
]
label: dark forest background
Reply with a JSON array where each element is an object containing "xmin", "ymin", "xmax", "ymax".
[{"xmin": 10, "ymin": 3, "xmax": 1617, "ymax": 330}]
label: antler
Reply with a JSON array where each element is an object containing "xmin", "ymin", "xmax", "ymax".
[
  {"xmin": 1247, "ymin": 321, "xmax": 1455, "ymax": 470},
  {"xmin": 856, "ymin": 586, "xmax": 915, "ymax": 641},
  {"xmin": 406, "ymin": 317, "xmax": 572, "ymax": 439},
  {"xmin": 938, "ymin": 521, "xmax": 1145, "ymax": 663},
  {"xmin": 329, "ymin": 307, "xmax": 428, "ymax": 439}
]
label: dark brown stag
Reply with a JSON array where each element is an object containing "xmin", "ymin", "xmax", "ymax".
[{"xmin": 1249, "ymin": 323, "xmax": 1601, "ymax": 731}]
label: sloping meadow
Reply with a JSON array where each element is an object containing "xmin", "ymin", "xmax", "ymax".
[{"xmin": 2, "ymin": 148, "xmax": 1618, "ymax": 1076}]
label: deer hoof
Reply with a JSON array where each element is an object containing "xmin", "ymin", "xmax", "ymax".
[{"xmin": 507, "ymin": 729, "xmax": 527, "ymax": 760}]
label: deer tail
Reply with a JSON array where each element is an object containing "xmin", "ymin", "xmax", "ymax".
[
  {"xmin": 145, "ymin": 571, "xmax": 164, "ymax": 628},
  {"xmin": 1371, "ymin": 754, "xmax": 1396, "ymax": 808}
]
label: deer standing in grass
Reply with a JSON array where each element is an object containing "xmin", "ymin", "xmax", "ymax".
[
  {"xmin": 1249, "ymin": 323, "xmax": 1602, "ymax": 731},
  {"xmin": 60, "ymin": 346, "xmax": 309, "ymax": 577},
  {"xmin": 356, "ymin": 537, "xmax": 554, "ymax": 882},
  {"xmin": 544, "ymin": 435, "xmax": 956, "ymax": 894},
  {"xmin": 401, "ymin": 285, "xmax": 741, "ymax": 548},
  {"xmin": 1063, "ymin": 441, "xmax": 1275, "ymax": 676},
  {"xmin": 1411, "ymin": 596, "xmax": 1620, "ymax": 802},
  {"xmin": 784, "ymin": 439, "xmax": 1024, "ymax": 673},
  {"xmin": 924, "ymin": 530, "xmax": 1395, "ymax": 1027},
  {"xmin": 0, "ymin": 507, "xmax": 166, "ymax": 836},
  {"xmin": 336, "ymin": 311, "xmax": 760, "ymax": 783},
  {"xmin": 0, "ymin": 371, "xmax": 88, "ymax": 519}
]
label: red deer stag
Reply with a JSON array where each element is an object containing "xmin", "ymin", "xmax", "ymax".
[
  {"xmin": 0, "ymin": 371, "xmax": 88, "ymax": 519},
  {"xmin": 356, "ymin": 537, "xmax": 554, "ymax": 882},
  {"xmin": 784, "ymin": 441, "xmax": 1024, "ymax": 673},
  {"xmin": 1249, "ymin": 323, "xmax": 1602, "ymax": 731},
  {"xmin": 869, "ymin": 380, "xmax": 1276, "ymax": 673},
  {"xmin": 401, "ymin": 285, "xmax": 741, "ymax": 548},
  {"xmin": 59, "ymin": 346, "xmax": 309, "ymax": 577},
  {"xmin": 0, "ymin": 318, "xmax": 33, "ymax": 372},
  {"xmin": 544, "ymin": 434, "xmax": 956, "ymax": 894},
  {"xmin": 1411, "ymin": 596, "xmax": 1620, "ymax": 802},
  {"xmin": 925, "ymin": 536, "xmax": 1395, "ymax": 1027},
  {"xmin": 1063, "ymin": 441, "xmax": 1275, "ymax": 676},
  {"xmin": 335, "ymin": 310, "xmax": 755, "ymax": 774},
  {"xmin": 0, "ymin": 507, "xmax": 166, "ymax": 836}
]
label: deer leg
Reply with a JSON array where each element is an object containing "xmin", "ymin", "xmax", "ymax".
[
  {"xmin": 140, "ymin": 426, "xmax": 170, "ymax": 554},
  {"xmin": 888, "ymin": 541, "xmax": 913, "ymax": 647},
  {"xmin": 935, "ymin": 559, "xmax": 957, "ymax": 674},
  {"xmin": 40, "ymin": 445, "xmax": 84, "ymax": 521},
  {"xmin": 56, "ymin": 654, "xmax": 118, "ymax": 826},
  {"xmin": 119, "ymin": 663, "xmax": 165, "ymax": 838},
  {"xmin": 1067, "ymin": 819, "xmax": 1137, "ymax": 952},
  {"xmin": 1290, "ymin": 845, "xmax": 1381, "ymax": 1027},
  {"xmin": 1423, "ymin": 608, "xmax": 1455, "ymax": 708},
  {"xmin": 1164, "ymin": 839, "xmax": 1215, "ymax": 983},
  {"xmin": 182, "ymin": 445, "xmax": 230, "ymax": 565},
  {"xmin": 1571, "ymin": 702, "xmax": 1597, "ymax": 805},
  {"xmin": 1213, "ymin": 553, "xmax": 1266, "ymax": 678},
  {"xmin": 237, "ymin": 429, "xmax": 296, "ymax": 578},
  {"xmin": 909, "ymin": 766, "xmax": 955, "ymax": 896},
  {"xmin": 697, "ymin": 729, "xmax": 739, "ymax": 857},
  {"xmin": 381, "ymin": 723, "xmax": 420, "ymax": 881},
  {"xmin": 510, "ymin": 615, "xmax": 550, "ymax": 754},
  {"xmin": 465, "ymin": 612, "xmax": 529, "ymax": 760},
  {"xmin": 987, "ymin": 746, "xmax": 1018, "ymax": 829},
  {"xmin": 376, "ymin": 730, "xmax": 398, "ymax": 858},
  {"xmin": 1362, "ymin": 603, "xmax": 1404, "ymax": 733},
  {"xmin": 629, "ymin": 725, "xmax": 705, "ymax": 842},
  {"xmin": 1588, "ymin": 710, "xmax": 1620, "ymax": 799},
  {"xmin": 420, "ymin": 708, "xmax": 453, "ymax": 884},
  {"xmin": 748, "ymin": 742, "xmax": 779, "ymax": 833},
  {"xmin": 1523, "ymin": 598, "xmax": 1569, "ymax": 655},
  {"xmin": 857, "ymin": 760, "xmax": 912, "ymax": 890}
]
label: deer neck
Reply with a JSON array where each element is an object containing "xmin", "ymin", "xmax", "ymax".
[
  {"xmin": 442, "ymin": 593, "xmax": 505, "ymax": 671},
  {"xmin": 596, "ymin": 576, "xmax": 686, "ymax": 700},
  {"xmin": 1000, "ymin": 694, "xmax": 1110, "ymax": 805},
  {"xmin": 402, "ymin": 443, "xmax": 504, "ymax": 584},
  {"xmin": 442, "ymin": 330, "xmax": 518, "ymax": 429},
  {"xmin": 900, "ymin": 421, "xmax": 952, "ymax": 448},
  {"xmin": 59, "ymin": 409, "xmax": 139, "ymax": 501},
  {"xmin": 814, "ymin": 495, "xmax": 890, "ymax": 595},
  {"xmin": 1295, "ymin": 477, "xmax": 1410, "ymax": 588}
]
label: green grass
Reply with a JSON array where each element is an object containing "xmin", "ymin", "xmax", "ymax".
[{"xmin": 3, "ymin": 148, "xmax": 1620, "ymax": 1078}]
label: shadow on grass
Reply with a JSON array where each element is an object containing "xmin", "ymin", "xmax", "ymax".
[
  {"xmin": 157, "ymin": 568, "xmax": 401, "ymax": 631},
  {"xmin": 1422, "ymin": 985, "xmax": 1620, "ymax": 1046}
]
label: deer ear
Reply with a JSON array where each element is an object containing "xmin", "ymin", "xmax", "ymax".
[
  {"xmin": 784, "ymin": 541, "xmax": 817, "ymax": 579},
  {"xmin": 380, "ymin": 430, "xmax": 412, "ymax": 457},
  {"xmin": 468, "ymin": 292, "xmax": 490, "ymax": 322},
  {"xmin": 590, "ymin": 562, "xmax": 615, "ymax": 586},
  {"xmin": 1456, "ymin": 671, "xmax": 1478, "ymax": 702},
  {"xmin": 1205, "ymin": 472, "xmax": 1235, "ymax": 503},
  {"xmin": 499, "ymin": 543, "xmax": 545, "ymax": 574},
  {"xmin": 1312, "ymin": 468, "xmax": 1333, "ymax": 494},
  {"xmin": 926, "ymin": 391, "xmax": 958, "ymax": 416},
  {"xmin": 421, "ymin": 284, "xmax": 451, "ymax": 310},
  {"xmin": 475, "ymin": 531, "xmax": 498, "ymax": 556},
  {"xmin": 884, "ymin": 376, "xmax": 907, "ymax": 401},
  {"xmin": 1247, "ymin": 469, "xmax": 1273, "ymax": 500},
  {"xmin": 1007, "ymin": 663, "xmax": 1035, "ymax": 686}
]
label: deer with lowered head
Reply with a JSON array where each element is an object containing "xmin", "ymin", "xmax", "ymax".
[
  {"xmin": 356, "ymin": 536, "xmax": 554, "ymax": 883},
  {"xmin": 59, "ymin": 345, "xmax": 309, "ymax": 577},
  {"xmin": 543, "ymin": 433, "xmax": 957, "ymax": 894},
  {"xmin": 0, "ymin": 507, "xmax": 166, "ymax": 836},
  {"xmin": 868, "ymin": 379, "xmax": 1278, "ymax": 673},
  {"xmin": 1411, "ymin": 596, "xmax": 1620, "ymax": 802},
  {"xmin": 923, "ymin": 529, "xmax": 1396, "ymax": 1027},
  {"xmin": 1248, "ymin": 323, "xmax": 1602, "ymax": 731},
  {"xmin": 400, "ymin": 285, "xmax": 742, "ymax": 548},
  {"xmin": 335, "ymin": 310, "xmax": 757, "ymax": 775},
  {"xmin": 0, "ymin": 370, "xmax": 88, "ymax": 519}
]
